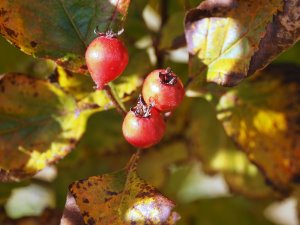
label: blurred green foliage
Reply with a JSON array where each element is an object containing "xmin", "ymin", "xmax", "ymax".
[{"xmin": 0, "ymin": 0, "xmax": 300, "ymax": 225}]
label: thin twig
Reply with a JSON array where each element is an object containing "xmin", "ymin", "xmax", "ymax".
[
  {"xmin": 160, "ymin": 0, "xmax": 169, "ymax": 28},
  {"xmin": 184, "ymin": 77, "xmax": 193, "ymax": 90},
  {"xmin": 184, "ymin": 0, "xmax": 191, "ymax": 10},
  {"xmin": 103, "ymin": 84, "xmax": 127, "ymax": 117},
  {"xmin": 125, "ymin": 149, "xmax": 142, "ymax": 172}
]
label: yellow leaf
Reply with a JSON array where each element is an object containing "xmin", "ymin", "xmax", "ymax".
[{"xmin": 217, "ymin": 71, "xmax": 300, "ymax": 190}]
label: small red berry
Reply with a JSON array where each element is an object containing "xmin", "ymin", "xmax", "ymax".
[
  {"xmin": 85, "ymin": 35, "xmax": 128, "ymax": 89},
  {"xmin": 122, "ymin": 97, "xmax": 166, "ymax": 148},
  {"xmin": 142, "ymin": 68, "xmax": 184, "ymax": 112}
]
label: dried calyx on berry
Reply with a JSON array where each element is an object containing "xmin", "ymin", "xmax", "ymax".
[
  {"xmin": 159, "ymin": 67, "xmax": 178, "ymax": 85},
  {"xmin": 94, "ymin": 27, "xmax": 124, "ymax": 38},
  {"xmin": 131, "ymin": 95, "xmax": 154, "ymax": 118}
]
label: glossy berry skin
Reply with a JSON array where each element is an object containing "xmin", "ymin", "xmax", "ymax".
[
  {"xmin": 142, "ymin": 69, "xmax": 185, "ymax": 112},
  {"xmin": 122, "ymin": 109, "xmax": 166, "ymax": 148},
  {"xmin": 85, "ymin": 36, "xmax": 128, "ymax": 89}
]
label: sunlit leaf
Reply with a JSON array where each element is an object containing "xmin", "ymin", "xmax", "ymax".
[
  {"xmin": 185, "ymin": 0, "xmax": 282, "ymax": 88},
  {"xmin": 62, "ymin": 169, "xmax": 179, "ymax": 224},
  {"xmin": 57, "ymin": 67, "xmax": 94, "ymax": 101},
  {"xmin": 217, "ymin": 68, "xmax": 300, "ymax": 191},
  {"xmin": 0, "ymin": 74, "xmax": 90, "ymax": 181},
  {"xmin": 0, "ymin": 0, "xmax": 131, "ymax": 73},
  {"xmin": 184, "ymin": 98, "xmax": 276, "ymax": 198}
]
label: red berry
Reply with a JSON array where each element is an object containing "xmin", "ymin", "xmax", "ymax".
[
  {"xmin": 142, "ymin": 68, "xmax": 184, "ymax": 112},
  {"xmin": 85, "ymin": 35, "xmax": 128, "ymax": 89},
  {"xmin": 122, "ymin": 97, "xmax": 166, "ymax": 148}
]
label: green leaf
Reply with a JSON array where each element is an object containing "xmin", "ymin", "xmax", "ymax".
[
  {"xmin": 0, "ymin": 73, "xmax": 90, "ymax": 181},
  {"xmin": 124, "ymin": 0, "xmax": 149, "ymax": 42},
  {"xmin": 0, "ymin": 0, "xmax": 130, "ymax": 73},
  {"xmin": 159, "ymin": 12, "xmax": 185, "ymax": 50},
  {"xmin": 185, "ymin": 0, "xmax": 282, "ymax": 88},
  {"xmin": 0, "ymin": 36, "xmax": 55, "ymax": 78},
  {"xmin": 62, "ymin": 169, "xmax": 179, "ymax": 224},
  {"xmin": 176, "ymin": 197, "xmax": 275, "ymax": 225},
  {"xmin": 148, "ymin": 0, "xmax": 201, "ymax": 16},
  {"xmin": 53, "ymin": 110, "xmax": 133, "ymax": 208},
  {"xmin": 274, "ymin": 42, "xmax": 300, "ymax": 66},
  {"xmin": 137, "ymin": 142, "xmax": 188, "ymax": 188},
  {"xmin": 217, "ymin": 68, "xmax": 300, "ymax": 191}
]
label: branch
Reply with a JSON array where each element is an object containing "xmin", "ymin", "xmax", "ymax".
[
  {"xmin": 153, "ymin": 0, "xmax": 169, "ymax": 68},
  {"xmin": 184, "ymin": 0, "xmax": 191, "ymax": 10}
]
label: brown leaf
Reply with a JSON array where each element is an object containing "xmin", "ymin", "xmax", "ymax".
[
  {"xmin": 62, "ymin": 168, "xmax": 179, "ymax": 225},
  {"xmin": 61, "ymin": 192, "xmax": 85, "ymax": 225},
  {"xmin": 249, "ymin": 0, "xmax": 300, "ymax": 74}
]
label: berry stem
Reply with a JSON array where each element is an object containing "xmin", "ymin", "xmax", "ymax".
[
  {"xmin": 125, "ymin": 149, "xmax": 142, "ymax": 172},
  {"xmin": 103, "ymin": 84, "xmax": 127, "ymax": 117},
  {"xmin": 108, "ymin": 83, "xmax": 127, "ymax": 112}
]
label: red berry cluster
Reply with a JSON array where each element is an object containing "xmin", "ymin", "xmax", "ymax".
[
  {"xmin": 85, "ymin": 34, "xmax": 184, "ymax": 149},
  {"xmin": 123, "ymin": 68, "xmax": 184, "ymax": 148}
]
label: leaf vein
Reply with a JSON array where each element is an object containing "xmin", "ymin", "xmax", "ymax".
[{"xmin": 57, "ymin": 0, "xmax": 87, "ymax": 47}]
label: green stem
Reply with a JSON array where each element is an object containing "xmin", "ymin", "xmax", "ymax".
[
  {"xmin": 103, "ymin": 83, "xmax": 127, "ymax": 117},
  {"xmin": 110, "ymin": 83, "xmax": 127, "ymax": 111}
]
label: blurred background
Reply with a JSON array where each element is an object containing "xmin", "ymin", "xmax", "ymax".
[{"xmin": 1, "ymin": 1, "xmax": 300, "ymax": 225}]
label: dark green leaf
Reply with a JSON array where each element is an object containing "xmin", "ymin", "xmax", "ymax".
[
  {"xmin": 0, "ymin": 0, "xmax": 130, "ymax": 73},
  {"xmin": 176, "ymin": 197, "xmax": 275, "ymax": 225}
]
